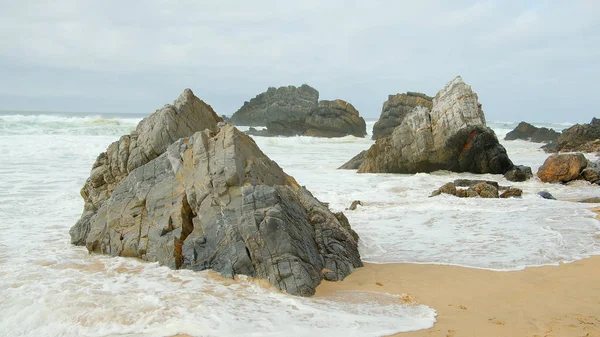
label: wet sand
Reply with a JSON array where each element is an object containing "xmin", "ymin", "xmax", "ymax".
[{"xmin": 315, "ymin": 257, "xmax": 600, "ymax": 337}]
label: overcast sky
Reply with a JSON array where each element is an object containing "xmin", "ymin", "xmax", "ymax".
[{"xmin": 0, "ymin": 1, "xmax": 598, "ymax": 123}]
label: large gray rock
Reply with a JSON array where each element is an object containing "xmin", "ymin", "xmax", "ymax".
[
  {"xmin": 338, "ymin": 150, "xmax": 366, "ymax": 170},
  {"xmin": 71, "ymin": 122, "xmax": 362, "ymax": 296},
  {"xmin": 303, "ymin": 100, "xmax": 366, "ymax": 138},
  {"xmin": 70, "ymin": 89, "xmax": 222, "ymax": 245},
  {"xmin": 230, "ymin": 84, "xmax": 319, "ymax": 126},
  {"xmin": 246, "ymin": 99, "xmax": 367, "ymax": 138},
  {"xmin": 504, "ymin": 121, "xmax": 559, "ymax": 143},
  {"xmin": 372, "ymin": 92, "xmax": 433, "ymax": 140},
  {"xmin": 351, "ymin": 76, "xmax": 514, "ymax": 174}
]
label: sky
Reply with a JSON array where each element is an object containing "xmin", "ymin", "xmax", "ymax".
[{"xmin": 0, "ymin": 0, "xmax": 598, "ymax": 123}]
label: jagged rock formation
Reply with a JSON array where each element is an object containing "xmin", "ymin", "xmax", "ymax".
[
  {"xmin": 246, "ymin": 99, "xmax": 367, "ymax": 138},
  {"xmin": 545, "ymin": 118, "xmax": 600, "ymax": 153},
  {"xmin": 70, "ymin": 89, "xmax": 223, "ymax": 245},
  {"xmin": 230, "ymin": 84, "xmax": 319, "ymax": 126},
  {"xmin": 344, "ymin": 76, "xmax": 514, "ymax": 174},
  {"xmin": 372, "ymin": 92, "xmax": 433, "ymax": 140},
  {"xmin": 504, "ymin": 121, "xmax": 559, "ymax": 143},
  {"xmin": 70, "ymin": 91, "xmax": 362, "ymax": 297}
]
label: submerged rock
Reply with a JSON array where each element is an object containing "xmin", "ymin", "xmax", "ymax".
[
  {"xmin": 349, "ymin": 76, "xmax": 514, "ymax": 174},
  {"xmin": 431, "ymin": 181, "xmax": 520, "ymax": 198},
  {"xmin": 504, "ymin": 121, "xmax": 559, "ymax": 143},
  {"xmin": 70, "ymin": 91, "xmax": 362, "ymax": 297},
  {"xmin": 230, "ymin": 84, "xmax": 319, "ymax": 126},
  {"xmin": 372, "ymin": 92, "xmax": 433, "ymax": 140}
]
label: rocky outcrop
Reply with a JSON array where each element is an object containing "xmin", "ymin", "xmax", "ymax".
[
  {"xmin": 70, "ymin": 89, "xmax": 223, "ymax": 245},
  {"xmin": 536, "ymin": 153, "xmax": 600, "ymax": 185},
  {"xmin": 546, "ymin": 118, "xmax": 600, "ymax": 153},
  {"xmin": 303, "ymin": 100, "xmax": 367, "ymax": 137},
  {"xmin": 244, "ymin": 100, "xmax": 366, "ymax": 138},
  {"xmin": 372, "ymin": 92, "xmax": 433, "ymax": 140},
  {"xmin": 348, "ymin": 76, "xmax": 514, "ymax": 175},
  {"xmin": 504, "ymin": 121, "xmax": 559, "ymax": 143},
  {"xmin": 230, "ymin": 84, "xmax": 319, "ymax": 126},
  {"xmin": 430, "ymin": 181, "xmax": 521, "ymax": 199},
  {"xmin": 70, "ymin": 92, "xmax": 362, "ymax": 297}
]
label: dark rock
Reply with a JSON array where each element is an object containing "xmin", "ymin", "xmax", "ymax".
[
  {"xmin": 541, "ymin": 141, "xmax": 559, "ymax": 153},
  {"xmin": 537, "ymin": 153, "xmax": 588, "ymax": 183},
  {"xmin": 500, "ymin": 188, "xmax": 523, "ymax": 198},
  {"xmin": 70, "ymin": 93, "xmax": 362, "ymax": 297},
  {"xmin": 551, "ymin": 118, "xmax": 600, "ymax": 153},
  {"xmin": 504, "ymin": 121, "xmax": 559, "ymax": 143},
  {"xmin": 339, "ymin": 150, "xmax": 367, "ymax": 170},
  {"xmin": 537, "ymin": 191, "xmax": 556, "ymax": 200},
  {"xmin": 220, "ymin": 115, "xmax": 231, "ymax": 123},
  {"xmin": 356, "ymin": 77, "xmax": 514, "ymax": 175},
  {"xmin": 372, "ymin": 92, "xmax": 433, "ymax": 140},
  {"xmin": 504, "ymin": 165, "xmax": 533, "ymax": 182},
  {"xmin": 230, "ymin": 84, "xmax": 319, "ymax": 126}
]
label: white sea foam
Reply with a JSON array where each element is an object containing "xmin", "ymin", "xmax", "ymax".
[{"xmin": 1, "ymin": 117, "xmax": 598, "ymax": 336}]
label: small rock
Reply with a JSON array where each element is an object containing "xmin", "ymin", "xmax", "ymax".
[
  {"xmin": 577, "ymin": 197, "xmax": 600, "ymax": 203},
  {"xmin": 500, "ymin": 188, "xmax": 523, "ymax": 198},
  {"xmin": 454, "ymin": 179, "xmax": 499, "ymax": 189},
  {"xmin": 537, "ymin": 191, "xmax": 556, "ymax": 200}
]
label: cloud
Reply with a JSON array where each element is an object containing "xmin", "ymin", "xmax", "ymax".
[{"xmin": 0, "ymin": 0, "xmax": 598, "ymax": 122}]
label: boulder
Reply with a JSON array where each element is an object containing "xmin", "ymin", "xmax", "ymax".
[
  {"xmin": 548, "ymin": 118, "xmax": 600, "ymax": 153},
  {"xmin": 537, "ymin": 153, "xmax": 588, "ymax": 183},
  {"xmin": 230, "ymin": 84, "xmax": 319, "ymax": 126},
  {"xmin": 70, "ymin": 94, "xmax": 362, "ymax": 297},
  {"xmin": 353, "ymin": 76, "xmax": 514, "ymax": 174},
  {"xmin": 70, "ymin": 89, "xmax": 223, "ymax": 245},
  {"xmin": 504, "ymin": 165, "xmax": 533, "ymax": 182},
  {"xmin": 303, "ymin": 100, "xmax": 367, "ymax": 138},
  {"xmin": 338, "ymin": 150, "xmax": 366, "ymax": 170},
  {"xmin": 504, "ymin": 121, "xmax": 559, "ymax": 143},
  {"xmin": 372, "ymin": 92, "xmax": 433, "ymax": 140}
]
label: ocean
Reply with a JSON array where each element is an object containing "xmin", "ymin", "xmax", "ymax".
[{"xmin": 1, "ymin": 112, "xmax": 599, "ymax": 337}]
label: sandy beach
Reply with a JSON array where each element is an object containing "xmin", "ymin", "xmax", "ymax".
[{"xmin": 314, "ymin": 208, "xmax": 600, "ymax": 337}]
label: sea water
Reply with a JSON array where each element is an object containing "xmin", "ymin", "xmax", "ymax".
[{"xmin": 0, "ymin": 112, "xmax": 598, "ymax": 337}]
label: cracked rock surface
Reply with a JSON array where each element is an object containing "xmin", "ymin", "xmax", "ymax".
[
  {"xmin": 70, "ymin": 91, "xmax": 361, "ymax": 296},
  {"xmin": 342, "ymin": 76, "xmax": 514, "ymax": 174}
]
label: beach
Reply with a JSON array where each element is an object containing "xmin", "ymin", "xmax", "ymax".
[{"xmin": 316, "ymin": 256, "xmax": 600, "ymax": 337}]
